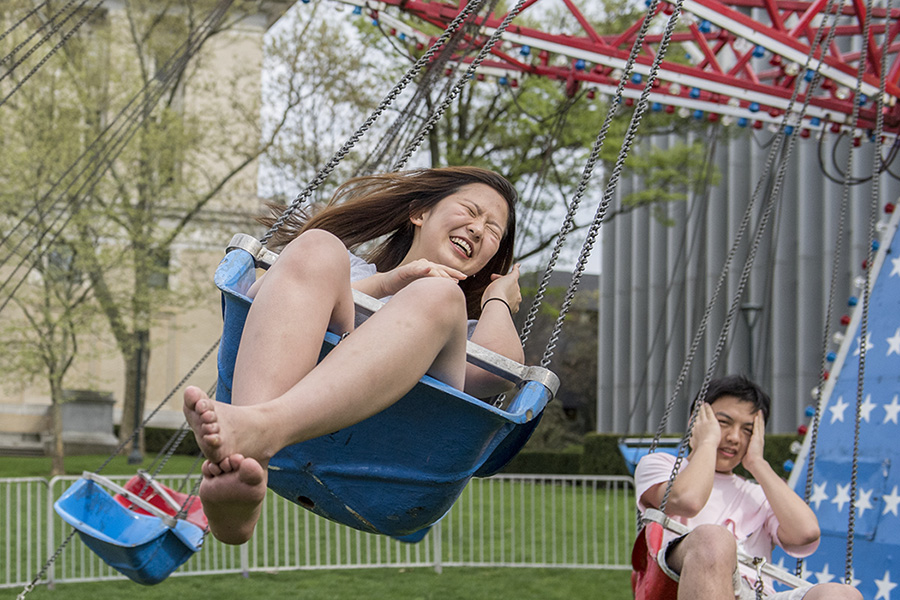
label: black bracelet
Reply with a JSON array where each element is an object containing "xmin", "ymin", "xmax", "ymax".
[{"xmin": 481, "ymin": 297, "xmax": 513, "ymax": 316}]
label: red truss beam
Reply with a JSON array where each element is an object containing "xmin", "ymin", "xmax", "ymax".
[{"xmin": 343, "ymin": 0, "xmax": 900, "ymax": 136}]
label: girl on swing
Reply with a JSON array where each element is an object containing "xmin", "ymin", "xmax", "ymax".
[{"xmin": 184, "ymin": 166, "xmax": 524, "ymax": 544}]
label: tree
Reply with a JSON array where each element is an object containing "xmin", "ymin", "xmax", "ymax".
[{"xmin": 0, "ymin": 1, "xmax": 328, "ymax": 456}]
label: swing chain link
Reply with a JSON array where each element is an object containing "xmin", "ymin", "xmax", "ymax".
[
  {"xmin": 655, "ymin": 0, "xmax": 842, "ymax": 467},
  {"xmin": 519, "ymin": 0, "xmax": 668, "ymax": 350},
  {"xmin": 842, "ymin": 0, "xmax": 882, "ymax": 576},
  {"xmin": 795, "ymin": 0, "xmax": 844, "ymax": 575},
  {"xmin": 259, "ymin": 0, "xmax": 488, "ymax": 247},
  {"xmin": 16, "ymin": 530, "xmax": 78, "ymax": 600},
  {"xmin": 391, "ymin": 0, "xmax": 524, "ymax": 171},
  {"xmin": 660, "ymin": 0, "xmax": 840, "ymax": 502},
  {"xmin": 753, "ymin": 557, "xmax": 767, "ymax": 600}
]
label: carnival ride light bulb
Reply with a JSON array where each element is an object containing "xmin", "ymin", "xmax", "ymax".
[
  {"xmin": 784, "ymin": 62, "xmax": 800, "ymax": 77},
  {"xmin": 835, "ymin": 87, "xmax": 851, "ymax": 100}
]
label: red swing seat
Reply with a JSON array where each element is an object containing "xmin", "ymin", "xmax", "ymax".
[
  {"xmin": 631, "ymin": 521, "xmax": 679, "ymax": 600},
  {"xmin": 114, "ymin": 471, "xmax": 208, "ymax": 531}
]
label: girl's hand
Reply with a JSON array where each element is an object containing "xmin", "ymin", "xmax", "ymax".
[
  {"xmin": 481, "ymin": 264, "xmax": 522, "ymax": 314},
  {"xmin": 689, "ymin": 402, "xmax": 721, "ymax": 453},
  {"xmin": 379, "ymin": 259, "xmax": 467, "ymax": 296}
]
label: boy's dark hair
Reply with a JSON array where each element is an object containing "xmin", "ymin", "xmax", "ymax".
[{"xmin": 700, "ymin": 375, "xmax": 770, "ymax": 423}]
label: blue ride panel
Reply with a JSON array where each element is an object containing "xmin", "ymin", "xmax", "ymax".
[
  {"xmin": 214, "ymin": 246, "xmax": 552, "ymax": 537},
  {"xmin": 54, "ymin": 478, "xmax": 204, "ymax": 585},
  {"xmin": 775, "ymin": 209, "xmax": 900, "ymax": 599},
  {"xmin": 618, "ymin": 438, "xmax": 681, "ymax": 476}
]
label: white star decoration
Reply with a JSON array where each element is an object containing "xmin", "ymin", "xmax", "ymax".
[
  {"xmin": 885, "ymin": 396, "xmax": 900, "ymax": 425},
  {"xmin": 860, "ymin": 395, "xmax": 877, "ymax": 422},
  {"xmin": 809, "ymin": 482, "xmax": 829, "ymax": 510},
  {"xmin": 892, "ymin": 255, "xmax": 900, "ymax": 277},
  {"xmin": 884, "ymin": 485, "xmax": 900, "ymax": 517},
  {"xmin": 815, "ymin": 563, "xmax": 836, "ymax": 584},
  {"xmin": 876, "ymin": 570, "xmax": 898, "ymax": 600},
  {"xmin": 831, "ymin": 483, "xmax": 852, "ymax": 512},
  {"xmin": 830, "ymin": 396, "xmax": 849, "ymax": 424},
  {"xmin": 853, "ymin": 333, "xmax": 874, "ymax": 356},
  {"xmin": 888, "ymin": 328, "xmax": 900, "ymax": 356},
  {"xmin": 855, "ymin": 487, "xmax": 874, "ymax": 517}
]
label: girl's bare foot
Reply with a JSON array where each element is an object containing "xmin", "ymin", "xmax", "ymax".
[
  {"xmin": 199, "ymin": 454, "xmax": 267, "ymax": 545},
  {"xmin": 183, "ymin": 386, "xmax": 235, "ymax": 464}
]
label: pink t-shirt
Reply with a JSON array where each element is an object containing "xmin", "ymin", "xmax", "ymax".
[{"xmin": 634, "ymin": 452, "xmax": 819, "ymax": 595}]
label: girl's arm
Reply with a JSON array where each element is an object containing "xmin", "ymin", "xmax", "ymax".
[
  {"xmin": 465, "ymin": 265, "xmax": 525, "ymax": 398},
  {"xmin": 741, "ymin": 412, "xmax": 820, "ymax": 550},
  {"xmin": 639, "ymin": 403, "xmax": 721, "ymax": 517},
  {"xmin": 351, "ymin": 259, "xmax": 467, "ymax": 299}
]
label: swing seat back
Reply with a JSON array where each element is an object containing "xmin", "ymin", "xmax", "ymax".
[
  {"xmin": 54, "ymin": 477, "xmax": 204, "ymax": 585},
  {"xmin": 215, "ymin": 243, "xmax": 553, "ymax": 537},
  {"xmin": 114, "ymin": 473, "xmax": 208, "ymax": 531},
  {"xmin": 631, "ymin": 521, "xmax": 679, "ymax": 600}
]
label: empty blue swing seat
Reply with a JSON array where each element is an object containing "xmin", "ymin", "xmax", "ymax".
[
  {"xmin": 215, "ymin": 235, "xmax": 559, "ymax": 537},
  {"xmin": 54, "ymin": 474, "xmax": 204, "ymax": 585}
]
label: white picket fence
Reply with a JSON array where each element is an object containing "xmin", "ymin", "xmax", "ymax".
[{"xmin": 1, "ymin": 473, "xmax": 636, "ymax": 590}]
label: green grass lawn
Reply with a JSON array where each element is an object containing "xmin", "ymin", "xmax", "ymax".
[
  {"xmin": 0, "ymin": 454, "xmax": 203, "ymax": 478},
  {"xmin": 0, "ymin": 456, "xmax": 636, "ymax": 599},
  {"xmin": 1, "ymin": 567, "xmax": 633, "ymax": 600}
]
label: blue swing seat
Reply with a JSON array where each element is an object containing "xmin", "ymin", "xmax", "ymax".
[
  {"xmin": 215, "ymin": 235, "xmax": 558, "ymax": 537},
  {"xmin": 54, "ymin": 473, "xmax": 204, "ymax": 585}
]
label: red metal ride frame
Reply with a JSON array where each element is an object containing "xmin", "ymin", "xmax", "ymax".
[{"xmin": 350, "ymin": 0, "xmax": 900, "ymax": 135}]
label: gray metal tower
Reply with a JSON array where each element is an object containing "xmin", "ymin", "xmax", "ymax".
[{"xmin": 597, "ymin": 128, "xmax": 900, "ymax": 434}]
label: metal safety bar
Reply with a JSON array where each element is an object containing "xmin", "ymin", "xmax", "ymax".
[{"xmin": 225, "ymin": 233, "xmax": 560, "ymax": 396}]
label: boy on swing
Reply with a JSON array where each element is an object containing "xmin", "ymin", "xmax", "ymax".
[{"xmin": 634, "ymin": 375, "xmax": 862, "ymax": 600}]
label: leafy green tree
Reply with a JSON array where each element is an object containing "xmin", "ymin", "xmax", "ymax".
[{"xmin": 0, "ymin": 1, "xmax": 349, "ymax": 457}]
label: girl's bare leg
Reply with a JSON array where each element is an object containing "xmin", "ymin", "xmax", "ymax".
[
  {"xmin": 184, "ymin": 231, "xmax": 469, "ymax": 543},
  {"xmin": 185, "ymin": 230, "xmax": 356, "ymax": 543}
]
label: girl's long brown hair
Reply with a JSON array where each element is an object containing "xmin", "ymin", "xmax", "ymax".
[{"xmin": 259, "ymin": 167, "xmax": 518, "ymax": 318}]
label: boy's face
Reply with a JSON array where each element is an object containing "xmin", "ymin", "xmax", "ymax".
[{"xmin": 708, "ymin": 395, "xmax": 759, "ymax": 474}]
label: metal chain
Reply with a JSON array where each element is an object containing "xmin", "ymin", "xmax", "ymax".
[
  {"xmin": 0, "ymin": 0, "xmax": 54, "ymax": 48},
  {"xmin": 16, "ymin": 530, "xmax": 78, "ymax": 600},
  {"xmin": 539, "ymin": 0, "xmax": 693, "ymax": 370},
  {"xmin": 16, "ymin": 342, "xmax": 217, "ymax": 599},
  {"xmin": 519, "ymin": 0, "xmax": 669, "ymax": 347},
  {"xmin": 391, "ymin": 0, "xmax": 519, "ymax": 170},
  {"xmin": 661, "ymin": 168, "xmax": 783, "ymax": 510},
  {"xmin": 95, "ymin": 338, "xmax": 219, "ymax": 474},
  {"xmin": 659, "ymin": 0, "xmax": 838, "ymax": 504},
  {"xmin": 258, "ymin": 0, "xmax": 489, "ymax": 247},
  {"xmin": 796, "ymin": 0, "xmax": 851, "ymax": 577},
  {"xmin": 0, "ymin": 1, "xmax": 103, "ymax": 109},
  {"xmin": 356, "ymin": 0, "xmax": 488, "ymax": 174},
  {"xmin": 0, "ymin": 0, "xmax": 82, "ymax": 68},
  {"xmin": 653, "ymin": 0, "xmax": 842, "ymax": 459},
  {"xmin": 843, "ymin": 0, "xmax": 878, "ymax": 577},
  {"xmin": 144, "ymin": 379, "xmax": 218, "ymax": 501},
  {"xmin": 0, "ymin": 0, "xmax": 235, "ymax": 312},
  {"xmin": 754, "ymin": 557, "xmax": 767, "ymax": 600}
]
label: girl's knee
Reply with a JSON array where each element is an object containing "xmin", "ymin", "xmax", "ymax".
[
  {"xmin": 681, "ymin": 524, "xmax": 737, "ymax": 568},
  {"xmin": 278, "ymin": 230, "xmax": 350, "ymax": 279},
  {"xmin": 395, "ymin": 278, "xmax": 467, "ymax": 324}
]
